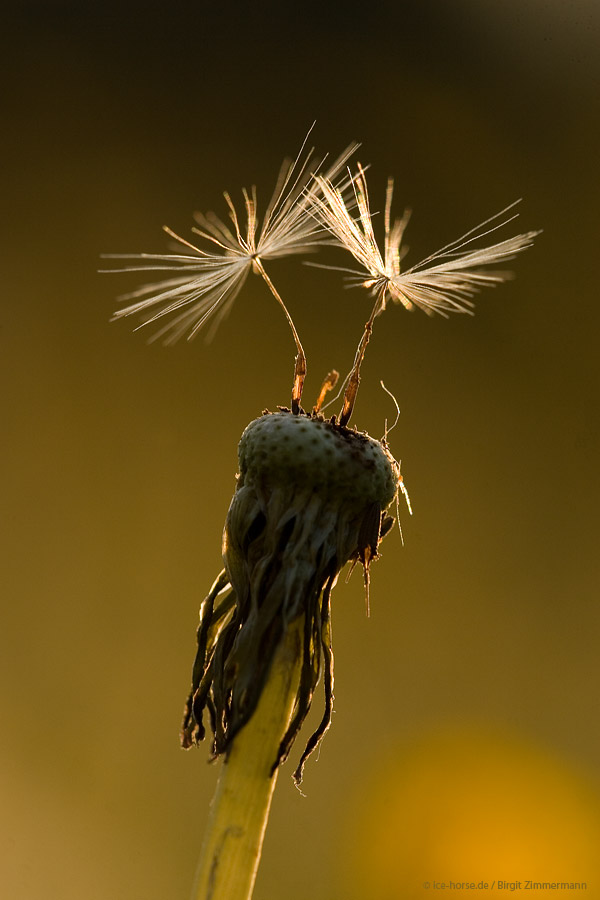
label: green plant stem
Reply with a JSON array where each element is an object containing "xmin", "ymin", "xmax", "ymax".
[{"xmin": 192, "ymin": 619, "xmax": 303, "ymax": 900}]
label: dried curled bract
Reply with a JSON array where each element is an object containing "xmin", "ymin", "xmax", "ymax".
[{"xmin": 181, "ymin": 409, "xmax": 401, "ymax": 784}]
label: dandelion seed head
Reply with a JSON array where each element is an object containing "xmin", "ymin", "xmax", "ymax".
[{"xmin": 237, "ymin": 411, "xmax": 400, "ymax": 505}]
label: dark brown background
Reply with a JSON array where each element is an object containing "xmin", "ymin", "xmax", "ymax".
[{"xmin": 3, "ymin": 2, "xmax": 599, "ymax": 898}]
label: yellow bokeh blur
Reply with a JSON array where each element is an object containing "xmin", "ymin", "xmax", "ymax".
[{"xmin": 342, "ymin": 728, "xmax": 600, "ymax": 899}]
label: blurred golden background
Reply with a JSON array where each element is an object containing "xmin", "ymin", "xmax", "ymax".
[{"xmin": 3, "ymin": 2, "xmax": 599, "ymax": 898}]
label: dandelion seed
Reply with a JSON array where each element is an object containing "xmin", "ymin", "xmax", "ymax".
[
  {"xmin": 311, "ymin": 165, "xmax": 540, "ymax": 423},
  {"xmin": 103, "ymin": 133, "xmax": 358, "ymax": 411}
]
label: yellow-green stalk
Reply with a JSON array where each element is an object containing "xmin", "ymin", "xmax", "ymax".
[{"xmin": 192, "ymin": 618, "xmax": 303, "ymax": 900}]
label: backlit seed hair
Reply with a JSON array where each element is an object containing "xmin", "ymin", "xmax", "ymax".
[
  {"xmin": 309, "ymin": 165, "xmax": 541, "ymax": 423},
  {"xmin": 103, "ymin": 131, "xmax": 358, "ymax": 413}
]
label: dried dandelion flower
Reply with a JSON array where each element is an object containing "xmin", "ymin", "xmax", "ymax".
[
  {"xmin": 105, "ymin": 140, "xmax": 539, "ymax": 900},
  {"xmin": 182, "ymin": 407, "xmax": 402, "ymax": 786},
  {"xmin": 178, "ymin": 381, "xmax": 408, "ymax": 899}
]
